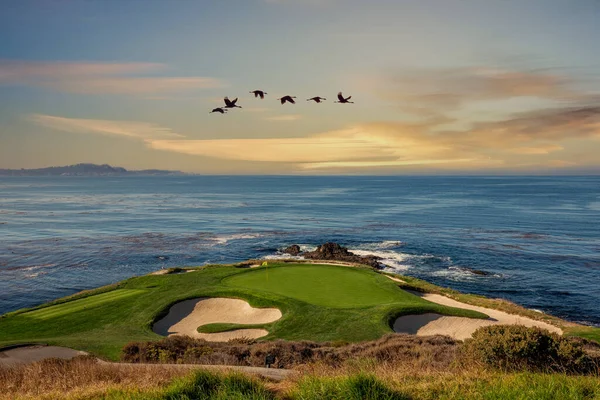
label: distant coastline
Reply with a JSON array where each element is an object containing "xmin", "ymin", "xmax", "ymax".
[{"xmin": 0, "ymin": 163, "xmax": 184, "ymax": 177}]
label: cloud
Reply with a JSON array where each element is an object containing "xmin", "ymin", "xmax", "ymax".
[
  {"xmin": 264, "ymin": 114, "xmax": 302, "ymax": 121},
  {"xmin": 0, "ymin": 60, "xmax": 225, "ymax": 95},
  {"xmin": 363, "ymin": 66, "xmax": 600, "ymax": 129},
  {"xmin": 0, "ymin": 61, "xmax": 162, "ymax": 83},
  {"xmin": 509, "ymin": 145, "xmax": 564, "ymax": 155},
  {"xmin": 149, "ymin": 132, "xmax": 390, "ymax": 163},
  {"xmin": 299, "ymin": 158, "xmax": 484, "ymax": 170},
  {"xmin": 30, "ymin": 105, "xmax": 600, "ymax": 171},
  {"xmin": 41, "ymin": 77, "xmax": 223, "ymax": 94},
  {"xmin": 30, "ymin": 114, "xmax": 184, "ymax": 141},
  {"xmin": 463, "ymin": 106, "xmax": 600, "ymax": 145},
  {"xmin": 383, "ymin": 67, "xmax": 574, "ymax": 109}
]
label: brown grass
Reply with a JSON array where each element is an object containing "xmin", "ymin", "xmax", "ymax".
[
  {"xmin": 0, "ymin": 356, "xmax": 190, "ymax": 400},
  {"xmin": 122, "ymin": 333, "xmax": 460, "ymax": 370}
]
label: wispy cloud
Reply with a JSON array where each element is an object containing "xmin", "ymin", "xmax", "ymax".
[
  {"xmin": 29, "ymin": 105, "xmax": 600, "ymax": 171},
  {"xmin": 0, "ymin": 61, "xmax": 162, "ymax": 82},
  {"xmin": 0, "ymin": 60, "xmax": 225, "ymax": 95},
  {"xmin": 30, "ymin": 114, "xmax": 184, "ymax": 141},
  {"xmin": 41, "ymin": 77, "xmax": 223, "ymax": 94},
  {"xmin": 264, "ymin": 114, "xmax": 302, "ymax": 121}
]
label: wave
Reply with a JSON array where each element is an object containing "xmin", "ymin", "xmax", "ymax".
[
  {"xmin": 431, "ymin": 266, "xmax": 503, "ymax": 282},
  {"xmin": 374, "ymin": 240, "xmax": 403, "ymax": 249},
  {"xmin": 349, "ymin": 249, "xmax": 411, "ymax": 271},
  {"xmin": 262, "ymin": 253, "xmax": 305, "ymax": 261},
  {"xmin": 210, "ymin": 233, "xmax": 265, "ymax": 245},
  {"xmin": 5, "ymin": 263, "xmax": 57, "ymax": 272}
]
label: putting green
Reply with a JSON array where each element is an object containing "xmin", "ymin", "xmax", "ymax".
[{"xmin": 224, "ymin": 265, "xmax": 417, "ymax": 308}]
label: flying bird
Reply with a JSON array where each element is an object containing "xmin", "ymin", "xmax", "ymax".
[
  {"xmin": 335, "ymin": 92, "xmax": 354, "ymax": 104},
  {"xmin": 250, "ymin": 90, "xmax": 267, "ymax": 99},
  {"xmin": 307, "ymin": 96, "xmax": 326, "ymax": 103},
  {"xmin": 210, "ymin": 107, "xmax": 227, "ymax": 114},
  {"xmin": 278, "ymin": 95, "xmax": 296, "ymax": 105},
  {"xmin": 223, "ymin": 96, "xmax": 242, "ymax": 108}
]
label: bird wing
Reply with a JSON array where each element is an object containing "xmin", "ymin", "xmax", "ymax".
[
  {"xmin": 224, "ymin": 97, "xmax": 232, "ymax": 106},
  {"xmin": 337, "ymin": 92, "xmax": 344, "ymax": 102},
  {"xmin": 289, "ymin": 97, "xmax": 296, "ymax": 104},
  {"xmin": 259, "ymin": 92, "xmax": 264, "ymax": 99},
  {"xmin": 346, "ymin": 96, "xmax": 352, "ymax": 100},
  {"xmin": 231, "ymin": 98, "xmax": 238, "ymax": 105}
]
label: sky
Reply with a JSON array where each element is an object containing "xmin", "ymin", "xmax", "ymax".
[{"xmin": 1, "ymin": 0, "xmax": 600, "ymax": 174}]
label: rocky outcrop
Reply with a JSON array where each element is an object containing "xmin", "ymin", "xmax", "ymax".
[
  {"xmin": 283, "ymin": 242, "xmax": 383, "ymax": 269},
  {"xmin": 282, "ymin": 245, "xmax": 301, "ymax": 256}
]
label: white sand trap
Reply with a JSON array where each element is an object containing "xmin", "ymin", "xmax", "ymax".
[
  {"xmin": 153, "ymin": 298, "xmax": 282, "ymax": 342},
  {"xmin": 0, "ymin": 345, "xmax": 88, "ymax": 367},
  {"xmin": 391, "ymin": 287, "xmax": 562, "ymax": 340}
]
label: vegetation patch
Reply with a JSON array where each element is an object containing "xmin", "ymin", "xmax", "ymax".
[
  {"xmin": 461, "ymin": 325, "xmax": 598, "ymax": 374},
  {"xmin": 121, "ymin": 334, "xmax": 460, "ymax": 368}
]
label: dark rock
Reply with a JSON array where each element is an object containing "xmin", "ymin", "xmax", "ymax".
[
  {"xmin": 282, "ymin": 245, "xmax": 301, "ymax": 256},
  {"xmin": 302, "ymin": 242, "xmax": 382, "ymax": 269},
  {"xmin": 451, "ymin": 266, "xmax": 492, "ymax": 276}
]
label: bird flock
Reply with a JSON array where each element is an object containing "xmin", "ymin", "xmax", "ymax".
[{"xmin": 209, "ymin": 91, "xmax": 354, "ymax": 114}]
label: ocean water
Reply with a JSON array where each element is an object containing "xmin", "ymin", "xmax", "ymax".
[{"xmin": 1, "ymin": 176, "xmax": 599, "ymax": 326}]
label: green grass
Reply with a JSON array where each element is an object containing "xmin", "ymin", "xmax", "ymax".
[
  {"xmin": 567, "ymin": 326, "xmax": 600, "ymax": 343},
  {"xmin": 225, "ymin": 265, "xmax": 415, "ymax": 308},
  {"xmin": 290, "ymin": 373, "xmax": 600, "ymax": 400},
  {"xmin": 22, "ymin": 289, "xmax": 146, "ymax": 320},
  {"xmin": 101, "ymin": 370, "xmax": 276, "ymax": 400},
  {"xmin": 0, "ymin": 263, "xmax": 486, "ymax": 360},
  {"xmin": 85, "ymin": 370, "xmax": 600, "ymax": 400},
  {"xmin": 197, "ymin": 322, "xmax": 266, "ymax": 334}
]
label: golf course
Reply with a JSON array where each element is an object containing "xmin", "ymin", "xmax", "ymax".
[{"xmin": 0, "ymin": 263, "xmax": 488, "ymax": 360}]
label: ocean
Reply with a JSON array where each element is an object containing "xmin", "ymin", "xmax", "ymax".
[{"xmin": 1, "ymin": 175, "xmax": 599, "ymax": 326}]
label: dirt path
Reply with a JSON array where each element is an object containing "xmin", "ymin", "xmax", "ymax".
[
  {"xmin": 0, "ymin": 345, "xmax": 88, "ymax": 367},
  {"xmin": 1, "ymin": 345, "xmax": 294, "ymax": 381}
]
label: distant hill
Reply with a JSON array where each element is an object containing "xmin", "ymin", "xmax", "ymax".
[{"xmin": 0, "ymin": 163, "xmax": 184, "ymax": 176}]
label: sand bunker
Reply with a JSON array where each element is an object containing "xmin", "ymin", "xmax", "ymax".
[
  {"xmin": 392, "ymin": 289, "xmax": 562, "ymax": 340},
  {"xmin": 153, "ymin": 298, "xmax": 282, "ymax": 341},
  {"xmin": 0, "ymin": 345, "xmax": 88, "ymax": 367}
]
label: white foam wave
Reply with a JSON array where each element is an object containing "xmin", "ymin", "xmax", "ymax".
[
  {"xmin": 210, "ymin": 233, "xmax": 264, "ymax": 245},
  {"xmin": 23, "ymin": 263, "xmax": 57, "ymax": 271},
  {"xmin": 350, "ymin": 249, "xmax": 411, "ymax": 271},
  {"xmin": 374, "ymin": 240, "xmax": 403, "ymax": 249},
  {"xmin": 263, "ymin": 254, "xmax": 305, "ymax": 261}
]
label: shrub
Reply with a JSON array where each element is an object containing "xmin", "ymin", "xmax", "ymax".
[
  {"xmin": 461, "ymin": 325, "xmax": 595, "ymax": 374},
  {"xmin": 122, "ymin": 334, "xmax": 460, "ymax": 369}
]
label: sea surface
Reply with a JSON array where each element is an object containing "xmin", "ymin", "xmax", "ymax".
[{"xmin": 1, "ymin": 176, "xmax": 599, "ymax": 326}]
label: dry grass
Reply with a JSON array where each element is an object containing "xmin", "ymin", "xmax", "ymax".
[
  {"xmin": 288, "ymin": 361, "xmax": 600, "ymax": 400},
  {"xmin": 0, "ymin": 356, "xmax": 190, "ymax": 400},
  {"xmin": 122, "ymin": 333, "xmax": 460, "ymax": 370},
  {"xmin": 2, "ymin": 355, "xmax": 599, "ymax": 399}
]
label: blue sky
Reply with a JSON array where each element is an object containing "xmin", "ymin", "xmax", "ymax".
[{"xmin": 1, "ymin": 0, "xmax": 600, "ymax": 173}]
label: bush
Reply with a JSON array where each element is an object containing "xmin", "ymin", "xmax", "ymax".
[{"xmin": 462, "ymin": 325, "xmax": 595, "ymax": 374}]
